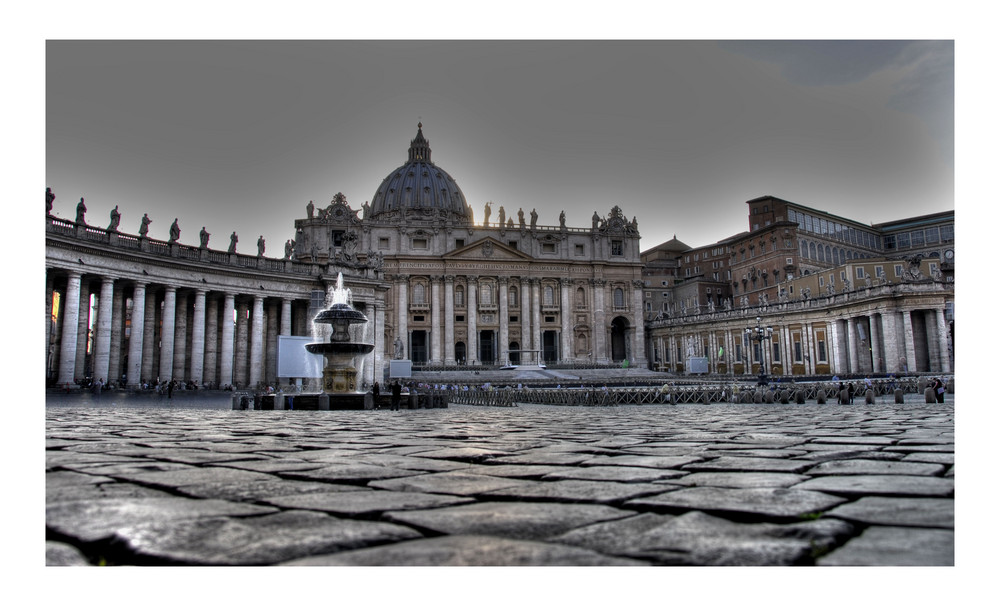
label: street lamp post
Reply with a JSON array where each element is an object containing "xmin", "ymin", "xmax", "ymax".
[{"xmin": 745, "ymin": 316, "xmax": 773, "ymax": 386}]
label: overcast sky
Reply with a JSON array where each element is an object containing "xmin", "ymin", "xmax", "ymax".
[{"xmin": 46, "ymin": 39, "xmax": 953, "ymax": 254}]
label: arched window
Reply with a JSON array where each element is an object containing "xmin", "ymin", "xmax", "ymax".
[
  {"xmin": 455, "ymin": 285, "xmax": 465, "ymax": 308},
  {"xmin": 809, "ymin": 242, "xmax": 817, "ymax": 260},
  {"xmin": 544, "ymin": 285, "xmax": 554, "ymax": 306},
  {"xmin": 509, "ymin": 286, "xmax": 519, "ymax": 308},
  {"xmin": 576, "ymin": 287, "xmax": 586, "ymax": 308},
  {"xmin": 480, "ymin": 282, "xmax": 494, "ymax": 306},
  {"xmin": 412, "ymin": 283, "xmax": 426, "ymax": 305},
  {"xmin": 613, "ymin": 287, "xmax": 625, "ymax": 308}
]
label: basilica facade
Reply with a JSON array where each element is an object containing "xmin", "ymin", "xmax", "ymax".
[{"xmin": 44, "ymin": 124, "xmax": 647, "ymax": 389}]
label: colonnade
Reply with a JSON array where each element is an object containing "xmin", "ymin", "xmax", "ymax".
[
  {"xmin": 46, "ymin": 270, "xmax": 314, "ymax": 389},
  {"xmin": 649, "ymin": 300, "xmax": 952, "ymax": 377}
]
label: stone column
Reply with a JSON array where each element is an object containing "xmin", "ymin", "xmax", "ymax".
[
  {"xmin": 592, "ymin": 278, "xmax": 608, "ymax": 364},
  {"xmin": 430, "ymin": 276, "xmax": 443, "ymax": 364},
  {"xmin": 827, "ymin": 321, "xmax": 841, "ymax": 375},
  {"xmin": 803, "ymin": 323, "xmax": 814, "ymax": 375},
  {"xmin": 396, "ymin": 276, "xmax": 408, "ymax": 360},
  {"xmin": 126, "ymin": 283, "xmax": 146, "ymax": 388},
  {"xmin": 530, "ymin": 278, "xmax": 541, "ymax": 356},
  {"xmin": 74, "ymin": 280, "xmax": 91, "ymax": 384},
  {"xmin": 45, "ymin": 273, "xmax": 54, "ymax": 358},
  {"xmin": 467, "ymin": 276, "xmax": 478, "ymax": 365},
  {"xmin": 631, "ymin": 280, "xmax": 648, "ymax": 367},
  {"xmin": 266, "ymin": 300, "xmax": 278, "ymax": 384},
  {"xmin": 444, "ymin": 276, "xmax": 455, "ymax": 365},
  {"xmin": 141, "ymin": 287, "xmax": 157, "ymax": 383},
  {"xmin": 901, "ymin": 311, "xmax": 917, "ymax": 373},
  {"xmin": 204, "ymin": 295, "xmax": 219, "ymax": 387},
  {"xmin": 190, "ymin": 289, "xmax": 207, "ymax": 386},
  {"xmin": 172, "ymin": 291, "xmax": 188, "ymax": 381},
  {"xmin": 880, "ymin": 312, "xmax": 900, "ymax": 374},
  {"xmin": 375, "ymin": 301, "xmax": 386, "ymax": 381},
  {"xmin": 159, "ymin": 286, "xmax": 177, "ymax": 382},
  {"xmin": 235, "ymin": 299, "xmax": 249, "ymax": 387},
  {"xmin": 499, "ymin": 277, "xmax": 510, "ymax": 364},
  {"xmin": 559, "ymin": 278, "xmax": 572, "ymax": 363},
  {"xmin": 869, "ymin": 313, "xmax": 883, "ymax": 373},
  {"xmin": 108, "ymin": 286, "xmax": 125, "ymax": 385},
  {"xmin": 250, "ymin": 295, "xmax": 265, "ymax": 387},
  {"xmin": 93, "ymin": 277, "xmax": 115, "ymax": 384},
  {"xmin": 935, "ymin": 307, "xmax": 951, "ymax": 373},
  {"xmin": 281, "ymin": 298, "xmax": 292, "ymax": 336},
  {"xmin": 845, "ymin": 317, "xmax": 857, "ymax": 374},
  {"xmin": 219, "ymin": 293, "xmax": 236, "ymax": 388},
  {"xmin": 519, "ymin": 278, "xmax": 531, "ymax": 360},
  {"xmin": 56, "ymin": 271, "xmax": 82, "ymax": 388}
]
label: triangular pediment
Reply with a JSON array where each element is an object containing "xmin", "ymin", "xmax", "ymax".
[{"xmin": 443, "ymin": 236, "xmax": 534, "ymax": 261}]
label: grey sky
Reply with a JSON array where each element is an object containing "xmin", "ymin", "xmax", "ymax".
[{"xmin": 46, "ymin": 40, "xmax": 953, "ymax": 254}]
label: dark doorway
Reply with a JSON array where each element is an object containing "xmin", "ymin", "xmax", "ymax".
[
  {"xmin": 611, "ymin": 316, "xmax": 629, "ymax": 362},
  {"xmin": 508, "ymin": 341, "xmax": 520, "ymax": 365},
  {"xmin": 479, "ymin": 330, "xmax": 496, "ymax": 365},
  {"xmin": 455, "ymin": 342, "xmax": 466, "ymax": 365},
  {"xmin": 410, "ymin": 330, "xmax": 427, "ymax": 364},
  {"xmin": 543, "ymin": 331, "xmax": 559, "ymax": 363}
]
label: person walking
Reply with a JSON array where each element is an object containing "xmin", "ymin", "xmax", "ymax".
[
  {"xmin": 847, "ymin": 382, "xmax": 855, "ymax": 404},
  {"xmin": 391, "ymin": 380, "xmax": 401, "ymax": 411},
  {"xmin": 373, "ymin": 381, "xmax": 381, "ymax": 409}
]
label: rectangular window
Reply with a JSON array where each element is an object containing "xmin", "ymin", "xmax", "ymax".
[
  {"xmin": 542, "ymin": 242, "xmax": 556, "ymax": 253},
  {"xmin": 926, "ymin": 228, "xmax": 939, "ymax": 244},
  {"xmin": 412, "ymin": 238, "xmax": 428, "ymax": 250},
  {"xmin": 455, "ymin": 239, "xmax": 465, "ymax": 248},
  {"xmin": 897, "ymin": 232, "xmax": 910, "ymax": 248},
  {"xmin": 611, "ymin": 240, "xmax": 624, "ymax": 256},
  {"xmin": 894, "ymin": 264, "xmax": 904, "ymax": 277},
  {"xmin": 508, "ymin": 241, "xmax": 517, "ymax": 250},
  {"xmin": 772, "ymin": 342, "xmax": 781, "ymax": 363},
  {"xmin": 910, "ymin": 229, "xmax": 924, "ymax": 247},
  {"xmin": 817, "ymin": 335, "xmax": 827, "ymax": 362},
  {"xmin": 884, "ymin": 234, "xmax": 895, "ymax": 250},
  {"xmin": 940, "ymin": 224, "xmax": 954, "ymax": 241},
  {"xmin": 856, "ymin": 267, "xmax": 866, "ymax": 279},
  {"xmin": 794, "ymin": 340, "xmax": 802, "ymax": 363},
  {"xmin": 575, "ymin": 244, "xmax": 584, "ymax": 255},
  {"xmin": 819, "ymin": 276, "xmax": 825, "ymax": 287},
  {"xmin": 378, "ymin": 237, "xmax": 390, "ymax": 249},
  {"xmin": 509, "ymin": 315, "xmax": 518, "ymax": 323},
  {"xmin": 332, "ymin": 230, "xmax": 344, "ymax": 247},
  {"xmin": 875, "ymin": 266, "xmax": 884, "ymax": 277}
]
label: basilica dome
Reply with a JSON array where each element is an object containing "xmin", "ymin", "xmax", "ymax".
[{"xmin": 369, "ymin": 124, "xmax": 471, "ymax": 223}]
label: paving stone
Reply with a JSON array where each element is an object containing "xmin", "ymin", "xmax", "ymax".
[
  {"xmin": 542, "ymin": 465, "xmax": 687, "ymax": 483},
  {"xmin": 352, "ymin": 453, "xmax": 472, "ymax": 472},
  {"xmin": 701, "ymin": 449, "xmax": 809, "ymax": 458},
  {"xmin": 112, "ymin": 509, "xmax": 423, "ymax": 565},
  {"xmin": 805, "ymin": 459, "xmax": 946, "ymax": 476},
  {"xmin": 46, "ymin": 497, "xmax": 278, "ymax": 543},
  {"xmin": 555, "ymin": 510, "xmax": 855, "ymax": 565},
  {"xmin": 211, "ymin": 459, "xmax": 328, "ymax": 473},
  {"xmin": 368, "ymin": 471, "xmax": 534, "ymax": 496},
  {"xmin": 817, "ymin": 526, "xmax": 954, "ymax": 565},
  {"xmin": 46, "ymin": 470, "xmax": 114, "ymax": 486},
  {"xmin": 281, "ymin": 534, "xmax": 647, "ymax": 566},
  {"xmin": 109, "ymin": 467, "xmax": 278, "ymax": 488},
  {"xmin": 46, "ymin": 541, "xmax": 92, "ymax": 566},
  {"xmin": 901, "ymin": 452, "xmax": 954, "ymax": 465},
  {"xmin": 462, "ymin": 464, "xmax": 568, "ymax": 478},
  {"xmin": 407, "ymin": 447, "xmax": 512, "ymax": 461},
  {"xmin": 681, "ymin": 456, "xmax": 815, "ymax": 474},
  {"xmin": 627, "ymin": 487, "xmax": 846, "ymax": 520},
  {"xmin": 579, "ymin": 454, "xmax": 703, "ymax": 469},
  {"xmin": 263, "ymin": 489, "xmax": 475, "ymax": 515},
  {"xmin": 59, "ymin": 461, "xmax": 198, "ymax": 476},
  {"xmin": 669, "ymin": 472, "xmax": 810, "ymax": 489},
  {"xmin": 487, "ymin": 479, "xmax": 674, "ymax": 504},
  {"xmin": 46, "ymin": 451, "xmax": 143, "ymax": 469},
  {"xmin": 384, "ymin": 501, "xmax": 635, "ymax": 540},
  {"xmin": 489, "ymin": 452, "xmax": 596, "ymax": 465},
  {"xmin": 176, "ymin": 479, "xmax": 369, "ymax": 502},
  {"xmin": 47, "ymin": 482, "xmax": 176, "ymax": 503},
  {"xmin": 794, "ymin": 449, "xmax": 906, "ymax": 463},
  {"xmin": 279, "ymin": 464, "xmax": 426, "ymax": 484},
  {"xmin": 885, "ymin": 444, "xmax": 955, "ymax": 453},
  {"xmin": 810, "ymin": 436, "xmax": 897, "ymax": 445},
  {"xmin": 793, "ymin": 475, "xmax": 954, "ymax": 497},
  {"xmin": 825, "ymin": 496, "xmax": 954, "ymax": 528}
]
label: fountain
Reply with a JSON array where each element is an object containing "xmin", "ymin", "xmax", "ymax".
[{"xmin": 305, "ymin": 273, "xmax": 375, "ymax": 398}]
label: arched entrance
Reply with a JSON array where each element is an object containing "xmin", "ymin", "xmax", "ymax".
[{"xmin": 611, "ymin": 316, "xmax": 630, "ymax": 362}]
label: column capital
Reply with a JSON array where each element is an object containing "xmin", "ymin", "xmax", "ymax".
[{"xmin": 444, "ymin": 275, "xmax": 455, "ymax": 283}]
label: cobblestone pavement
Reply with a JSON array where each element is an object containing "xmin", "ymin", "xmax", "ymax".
[{"xmin": 45, "ymin": 400, "xmax": 954, "ymax": 566}]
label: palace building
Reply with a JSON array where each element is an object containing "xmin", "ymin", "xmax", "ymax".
[{"xmin": 45, "ymin": 124, "xmax": 647, "ymax": 389}]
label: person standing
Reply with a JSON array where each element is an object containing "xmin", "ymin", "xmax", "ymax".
[
  {"xmin": 847, "ymin": 382, "xmax": 856, "ymax": 404},
  {"xmin": 372, "ymin": 381, "xmax": 381, "ymax": 409},
  {"xmin": 391, "ymin": 380, "xmax": 401, "ymax": 411}
]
